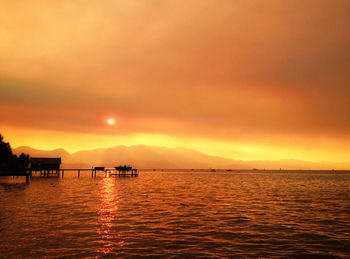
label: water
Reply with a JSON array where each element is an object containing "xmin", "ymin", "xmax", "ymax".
[{"xmin": 0, "ymin": 171, "xmax": 349, "ymax": 258}]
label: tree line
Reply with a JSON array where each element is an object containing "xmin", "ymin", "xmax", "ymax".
[{"xmin": 0, "ymin": 134, "xmax": 30, "ymax": 172}]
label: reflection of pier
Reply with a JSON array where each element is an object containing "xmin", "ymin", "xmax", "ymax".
[{"xmin": 0, "ymin": 171, "xmax": 30, "ymax": 184}]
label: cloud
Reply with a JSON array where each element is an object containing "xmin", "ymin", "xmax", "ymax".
[{"xmin": 1, "ymin": 0, "xmax": 350, "ymax": 142}]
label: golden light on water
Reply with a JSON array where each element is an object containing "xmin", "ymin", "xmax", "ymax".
[{"xmin": 97, "ymin": 177, "xmax": 124, "ymax": 254}]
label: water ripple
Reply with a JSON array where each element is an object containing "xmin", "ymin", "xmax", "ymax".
[{"xmin": 0, "ymin": 171, "xmax": 349, "ymax": 258}]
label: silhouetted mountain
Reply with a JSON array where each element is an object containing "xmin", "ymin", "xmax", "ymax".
[
  {"xmin": 14, "ymin": 146, "xmax": 70, "ymax": 160},
  {"xmin": 68, "ymin": 145, "xmax": 246, "ymax": 169},
  {"xmin": 13, "ymin": 145, "xmax": 245, "ymax": 169},
  {"xmin": 13, "ymin": 145, "xmax": 348, "ymax": 170}
]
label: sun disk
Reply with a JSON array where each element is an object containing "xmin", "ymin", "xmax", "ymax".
[{"xmin": 106, "ymin": 118, "xmax": 116, "ymax": 125}]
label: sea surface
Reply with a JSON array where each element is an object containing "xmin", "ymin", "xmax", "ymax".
[{"xmin": 0, "ymin": 170, "xmax": 349, "ymax": 258}]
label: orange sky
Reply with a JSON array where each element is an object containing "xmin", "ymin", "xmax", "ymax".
[{"xmin": 1, "ymin": 0, "xmax": 350, "ymax": 165}]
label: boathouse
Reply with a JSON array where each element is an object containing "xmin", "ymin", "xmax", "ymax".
[{"xmin": 30, "ymin": 157, "xmax": 61, "ymax": 171}]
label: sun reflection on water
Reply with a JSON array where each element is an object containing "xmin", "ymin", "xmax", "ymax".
[{"xmin": 96, "ymin": 177, "xmax": 124, "ymax": 255}]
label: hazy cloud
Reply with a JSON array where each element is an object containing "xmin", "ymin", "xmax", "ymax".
[{"xmin": 1, "ymin": 0, "xmax": 350, "ymax": 142}]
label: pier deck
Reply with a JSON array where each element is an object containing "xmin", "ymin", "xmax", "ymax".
[
  {"xmin": 1, "ymin": 167, "xmax": 139, "ymax": 184},
  {"xmin": 31, "ymin": 167, "xmax": 139, "ymax": 179}
]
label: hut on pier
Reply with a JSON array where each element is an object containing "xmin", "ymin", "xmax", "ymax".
[{"xmin": 30, "ymin": 157, "xmax": 61, "ymax": 175}]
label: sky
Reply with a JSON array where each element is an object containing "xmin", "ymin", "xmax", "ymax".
[{"xmin": 1, "ymin": 0, "xmax": 350, "ymax": 165}]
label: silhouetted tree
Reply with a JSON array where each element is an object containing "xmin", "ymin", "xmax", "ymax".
[
  {"xmin": 18, "ymin": 153, "xmax": 30, "ymax": 169},
  {"xmin": 0, "ymin": 134, "xmax": 30, "ymax": 173}
]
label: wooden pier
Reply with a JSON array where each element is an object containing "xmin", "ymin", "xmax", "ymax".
[
  {"xmin": 1, "ymin": 155, "xmax": 138, "ymax": 184},
  {"xmin": 1, "ymin": 165, "xmax": 138, "ymax": 184},
  {"xmin": 30, "ymin": 166, "xmax": 139, "ymax": 179}
]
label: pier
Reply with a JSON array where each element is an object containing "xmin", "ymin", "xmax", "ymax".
[
  {"xmin": 31, "ymin": 167, "xmax": 139, "ymax": 179},
  {"xmin": 28, "ymin": 157, "xmax": 138, "ymax": 181},
  {"xmin": 1, "ymin": 157, "xmax": 138, "ymax": 184},
  {"xmin": 1, "ymin": 167, "xmax": 138, "ymax": 184}
]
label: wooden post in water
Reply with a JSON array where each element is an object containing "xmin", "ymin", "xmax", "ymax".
[{"xmin": 78, "ymin": 169, "xmax": 80, "ymax": 178}]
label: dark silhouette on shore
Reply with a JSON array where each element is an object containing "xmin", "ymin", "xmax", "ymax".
[{"xmin": 0, "ymin": 134, "xmax": 30, "ymax": 173}]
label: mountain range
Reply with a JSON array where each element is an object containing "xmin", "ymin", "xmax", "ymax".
[{"xmin": 13, "ymin": 145, "xmax": 347, "ymax": 170}]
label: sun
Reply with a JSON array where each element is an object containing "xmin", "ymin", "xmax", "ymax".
[{"xmin": 106, "ymin": 118, "xmax": 116, "ymax": 125}]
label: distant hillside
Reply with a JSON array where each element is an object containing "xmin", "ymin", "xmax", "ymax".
[
  {"xmin": 13, "ymin": 145, "xmax": 348, "ymax": 170},
  {"xmin": 14, "ymin": 146, "xmax": 71, "ymax": 160},
  {"xmin": 68, "ymin": 145, "xmax": 247, "ymax": 169},
  {"xmin": 13, "ymin": 145, "xmax": 246, "ymax": 169}
]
